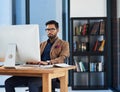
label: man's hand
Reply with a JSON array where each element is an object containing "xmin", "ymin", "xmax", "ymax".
[
  {"xmin": 37, "ymin": 61, "xmax": 48, "ymax": 65},
  {"xmin": 26, "ymin": 60, "xmax": 48, "ymax": 65},
  {"xmin": 26, "ymin": 60, "xmax": 39, "ymax": 65}
]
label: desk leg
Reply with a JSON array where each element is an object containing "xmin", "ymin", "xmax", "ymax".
[
  {"xmin": 42, "ymin": 74, "xmax": 51, "ymax": 92},
  {"xmin": 59, "ymin": 71, "xmax": 68, "ymax": 92}
]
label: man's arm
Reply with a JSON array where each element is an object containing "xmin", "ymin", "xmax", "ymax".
[{"xmin": 26, "ymin": 40, "xmax": 70, "ymax": 65}]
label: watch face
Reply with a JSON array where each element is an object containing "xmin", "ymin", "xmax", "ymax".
[{"xmin": 47, "ymin": 60, "xmax": 50, "ymax": 63}]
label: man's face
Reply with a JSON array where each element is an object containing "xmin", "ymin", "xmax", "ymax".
[{"xmin": 45, "ymin": 24, "xmax": 59, "ymax": 39}]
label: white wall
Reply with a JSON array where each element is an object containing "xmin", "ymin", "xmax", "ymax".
[
  {"xmin": 70, "ymin": 0, "xmax": 107, "ymax": 17},
  {"xmin": 117, "ymin": 0, "xmax": 120, "ymax": 18}
]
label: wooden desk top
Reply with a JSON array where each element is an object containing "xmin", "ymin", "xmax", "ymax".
[{"xmin": 0, "ymin": 65, "xmax": 76, "ymax": 77}]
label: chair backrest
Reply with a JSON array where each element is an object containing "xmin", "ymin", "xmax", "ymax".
[{"xmin": 64, "ymin": 57, "xmax": 69, "ymax": 64}]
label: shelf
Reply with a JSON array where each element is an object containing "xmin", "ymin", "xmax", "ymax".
[
  {"xmin": 70, "ymin": 17, "xmax": 107, "ymax": 90},
  {"xmin": 73, "ymin": 51, "xmax": 105, "ymax": 56}
]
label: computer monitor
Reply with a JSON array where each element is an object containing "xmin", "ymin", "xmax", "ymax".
[{"xmin": 0, "ymin": 24, "xmax": 40, "ymax": 66}]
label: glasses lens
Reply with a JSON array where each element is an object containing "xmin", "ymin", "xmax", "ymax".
[{"xmin": 45, "ymin": 28, "xmax": 56, "ymax": 31}]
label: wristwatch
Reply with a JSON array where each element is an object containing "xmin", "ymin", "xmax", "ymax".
[{"xmin": 47, "ymin": 60, "xmax": 50, "ymax": 65}]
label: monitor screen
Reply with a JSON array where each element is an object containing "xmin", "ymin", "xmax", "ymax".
[{"xmin": 0, "ymin": 24, "xmax": 40, "ymax": 65}]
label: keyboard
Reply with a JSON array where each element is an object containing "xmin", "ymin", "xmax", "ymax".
[{"xmin": 18, "ymin": 64, "xmax": 54, "ymax": 68}]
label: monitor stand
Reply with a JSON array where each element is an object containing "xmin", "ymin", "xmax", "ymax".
[{"xmin": 4, "ymin": 43, "xmax": 16, "ymax": 68}]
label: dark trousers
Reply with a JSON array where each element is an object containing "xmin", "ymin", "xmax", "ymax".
[{"xmin": 5, "ymin": 76, "xmax": 59, "ymax": 92}]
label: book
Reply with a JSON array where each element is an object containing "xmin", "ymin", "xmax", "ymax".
[
  {"xmin": 81, "ymin": 42, "xmax": 89, "ymax": 51},
  {"xmin": 79, "ymin": 25, "xmax": 83, "ymax": 35},
  {"xmin": 90, "ymin": 62, "xmax": 97, "ymax": 72},
  {"xmin": 74, "ymin": 60, "xmax": 80, "ymax": 72},
  {"xmin": 81, "ymin": 24, "xmax": 88, "ymax": 36},
  {"xmin": 98, "ymin": 40, "xmax": 105, "ymax": 51},
  {"xmin": 90, "ymin": 22, "xmax": 100, "ymax": 35},
  {"xmin": 99, "ymin": 21, "xmax": 105, "ymax": 34},
  {"xmin": 92, "ymin": 40, "xmax": 99, "ymax": 51},
  {"xmin": 79, "ymin": 62, "xmax": 83, "ymax": 72},
  {"xmin": 75, "ymin": 26, "xmax": 80, "ymax": 35},
  {"xmin": 97, "ymin": 62, "xmax": 103, "ymax": 71},
  {"xmin": 73, "ymin": 41, "xmax": 77, "ymax": 52},
  {"xmin": 79, "ymin": 62, "xmax": 86, "ymax": 72}
]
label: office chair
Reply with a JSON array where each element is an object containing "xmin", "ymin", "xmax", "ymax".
[{"xmin": 25, "ymin": 79, "xmax": 59, "ymax": 92}]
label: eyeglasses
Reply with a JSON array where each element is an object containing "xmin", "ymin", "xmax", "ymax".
[{"xmin": 45, "ymin": 28, "xmax": 56, "ymax": 32}]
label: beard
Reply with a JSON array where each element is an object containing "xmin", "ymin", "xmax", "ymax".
[{"xmin": 48, "ymin": 34, "xmax": 56, "ymax": 39}]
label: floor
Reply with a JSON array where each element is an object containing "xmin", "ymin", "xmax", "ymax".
[{"xmin": 0, "ymin": 87, "xmax": 113, "ymax": 92}]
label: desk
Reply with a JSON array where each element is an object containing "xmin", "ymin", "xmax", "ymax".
[{"xmin": 0, "ymin": 66, "xmax": 76, "ymax": 92}]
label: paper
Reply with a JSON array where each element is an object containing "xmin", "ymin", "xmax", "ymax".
[{"xmin": 54, "ymin": 63, "xmax": 71, "ymax": 67}]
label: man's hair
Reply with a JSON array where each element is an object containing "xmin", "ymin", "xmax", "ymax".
[{"xmin": 45, "ymin": 20, "xmax": 59, "ymax": 29}]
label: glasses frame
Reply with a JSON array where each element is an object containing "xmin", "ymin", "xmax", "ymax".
[{"xmin": 45, "ymin": 28, "xmax": 57, "ymax": 32}]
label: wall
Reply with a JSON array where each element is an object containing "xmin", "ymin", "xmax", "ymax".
[
  {"xmin": 0, "ymin": 0, "xmax": 13, "ymax": 86},
  {"xmin": 15, "ymin": 0, "xmax": 62, "ymax": 42},
  {"xmin": 0, "ymin": 0, "xmax": 63, "ymax": 85},
  {"xmin": 117, "ymin": 0, "xmax": 120, "ymax": 17},
  {"xmin": 0, "ymin": 0, "xmax": 12, "ymax": 25},
  {"xmin": 70, "ymin": 0, "xmax": 107, "ymax": 17},
  {"xmin": 30, "ymin": 0, "xmax": 62, "ymax": 42},
  {"xmin": 15, "ymin": 0, "xmax": 26, "ymax": 24}
]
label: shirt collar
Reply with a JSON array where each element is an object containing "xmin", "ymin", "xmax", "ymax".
[{"xmin": 47, "ymin": 36, "xmax": 58, "ymax": 44}]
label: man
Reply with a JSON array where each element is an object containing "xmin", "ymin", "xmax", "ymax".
[{"xmin": 5, "ymin": 20, "xmax": 70, "ymax": 92}]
